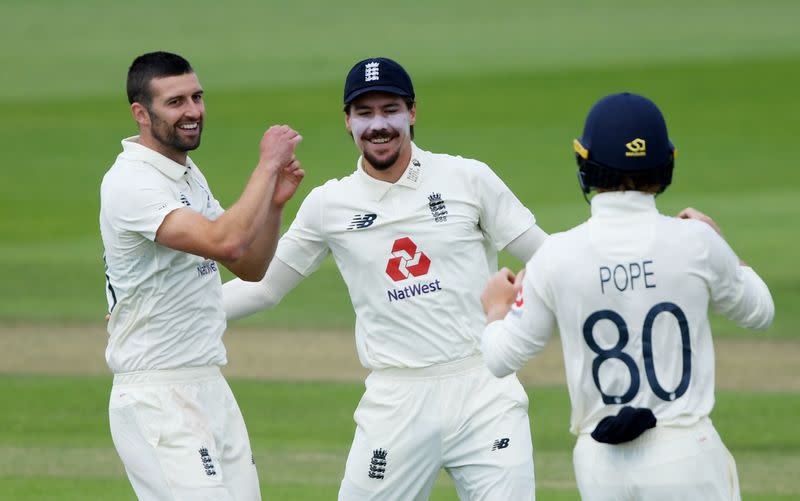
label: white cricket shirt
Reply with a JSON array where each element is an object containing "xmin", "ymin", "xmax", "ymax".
[
  {"xmin": 482, "ymin": 191, "xmax": 774, "ymax": 434},
  {"xmin": 276, "ymin": 143, "xmax": 536, "ymax": 369},
  {"xmin": 100, "ymin": 137, "xmax": 228, "ymax": 373}
]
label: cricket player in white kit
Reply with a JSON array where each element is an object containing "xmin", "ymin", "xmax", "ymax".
[
  {"xmin": 480, "ymin": 92, "xmax": 775, "ymax": 501},
  {"xmin": 100, "ymin": 52, "xmax": 304, "ymax": 500},
  {"xmin": 223, "ymin": 57, "xmax": 548, "ymax": 500}
]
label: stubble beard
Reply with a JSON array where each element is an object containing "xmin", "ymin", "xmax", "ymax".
[
  {"xmin": 148, "ymin": 107, "xmax": 202, "ymax": 154},
  {"xmin": 363, "ymin": 146, "xmax": 401, "ymax": 171}
]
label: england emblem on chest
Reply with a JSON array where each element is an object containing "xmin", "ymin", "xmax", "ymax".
[{"xmin": 427, "ymin": 192, "xmax": 447, "ymax": 223}]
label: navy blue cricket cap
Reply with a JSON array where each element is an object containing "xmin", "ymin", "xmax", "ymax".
[
  {"xmin": 574, "ymin": 92, "xmax": 675, "ymax": 171},
  {"xmin": 343, "ymin": 57, "xmax": 415, "ymax": 105}
]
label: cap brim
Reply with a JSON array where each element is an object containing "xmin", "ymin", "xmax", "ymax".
[{"xmin": 344, "ymin": 85, "xmax": 412, "ymax": 104}]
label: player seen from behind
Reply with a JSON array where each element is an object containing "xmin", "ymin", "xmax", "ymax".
[{"xmin": 480, "ymin": 92, "xmax": 774, "ymax": 501}]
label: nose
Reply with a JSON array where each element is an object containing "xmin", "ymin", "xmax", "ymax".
[{"xmin": 185, "ymin": 100, "xmax": 204, "ymax": 119}]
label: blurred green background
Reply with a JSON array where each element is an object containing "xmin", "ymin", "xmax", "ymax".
[
  {"xmin": 1, "ymin": 0, "xmax": 798, "ymax": 499},
  {"xmin": 2, "ymin": 0, "xmax": 798, "ymax": 334}
]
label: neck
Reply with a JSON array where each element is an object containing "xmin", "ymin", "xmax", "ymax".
[
  {"xmin": 362, "ymin": 142, "xmax": 412, "ymax": 183},
  {"xmin": 137, "ymin": 133, "xmax": 187, "ymax": 165}
]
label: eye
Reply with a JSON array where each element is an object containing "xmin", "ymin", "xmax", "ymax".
[{"xmin": 192, "ymin": 94, "xmax": 203, "ymax": 103}]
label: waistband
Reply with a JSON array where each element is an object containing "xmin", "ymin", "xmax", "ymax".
[
  {"xmin": 113, "ymin": 365, "xmax": 222, "ymax": 386},
  {"xmin": 579, "ymin": 416, "xmax": 716, "ymax": 448},
  {"xmin": 369, "ymin": 355, "xmax": 484, "ymax": 381}
]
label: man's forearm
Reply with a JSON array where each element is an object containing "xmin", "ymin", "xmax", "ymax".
[{"xmin": 224, "ymin": 202, "xmax": 283, "ymax": 279}]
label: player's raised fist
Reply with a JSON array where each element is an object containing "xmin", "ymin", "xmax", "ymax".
[
  {"xmin": 259, "ymin": 125, "xmax": 303, "ymax": 172},
  {"xmin": 481, "ymin": 268, "xmax": 518, "ymax": 322}
]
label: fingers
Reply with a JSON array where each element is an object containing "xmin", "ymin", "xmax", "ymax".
[
  {"xmin": 499, "ymin": 266, "xmax": 516, "ymax": 284},
  {"xmin": 260, "ymin": 124, "xmax": 304, "ymax": 170},
  {"xmin": 481, "ymin": 269, "xmax": 518, "ymax": 321},
  {"xmin": 514, "ymin": 268, "xmax": 526, "ymax": 287},
  {"xmin": 677, "ymin": 206, "xmax": 723, "ymax": 236}
]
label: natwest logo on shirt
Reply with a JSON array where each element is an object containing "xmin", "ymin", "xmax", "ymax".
[{"xmin": 385, "ymin": 237, "xmax": 431, "ymax": 282}]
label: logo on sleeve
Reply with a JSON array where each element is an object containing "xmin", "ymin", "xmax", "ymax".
[
  {"xmin": 348, "ymin": 213, "xmax": 378, "ymax": 230},
  {"xmin": 179, "ymin": 193, "xmax": 191, "ymax": 207},
  {"xmin": 385, "ymin": 237, "xmax": 430, "ymax": 281}
]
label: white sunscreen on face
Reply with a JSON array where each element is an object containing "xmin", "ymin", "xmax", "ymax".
[{"xmin": 350, "ymin": 112, "xmax": 410, "ymax": 143}]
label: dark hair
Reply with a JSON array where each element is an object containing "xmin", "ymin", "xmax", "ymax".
[
  {"xmin": 343, "ymin": 96, "xmax": 416, "ymax": 140},
  {"xmin": 577, "ymin": 156, "xmax": 674, "ymax": 194},
  {"xmin": 126, "ymin": 51, "xmax": 193, "ymax": 105}
]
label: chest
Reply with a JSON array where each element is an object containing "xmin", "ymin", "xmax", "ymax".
[
  {"xmin": 326, "ymin": 186, "xmax": 483, "ymax": 270},
  {"xmin": 171, "ymin": 173, "xmax": 216, "ymax": 217}
]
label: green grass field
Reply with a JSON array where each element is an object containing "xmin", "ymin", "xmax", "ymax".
[
  {"xmin": 1, "ymin": 376, "xmax": 798, "ymax": 500},
  {"xmin": 1, "ymin": 0, "xmax": 798, "ymax": 499}
]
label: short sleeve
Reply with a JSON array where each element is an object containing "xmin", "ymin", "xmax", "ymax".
[
  {"xmin": 275, "ymin": 186, "xmax": 330, "ymax": 276},
  {"xmin": 471, "ymin": 161, "xmax": 536, "ymax": 250},
  {"xmin": 102, "ymin": 171, "xmax": 183, "ymax": 242}
]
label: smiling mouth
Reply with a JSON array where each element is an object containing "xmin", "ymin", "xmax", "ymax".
[
  {"xmin": 367, "ymin": 134, "xmax": 395, "ymax": 144},
  {"xmin": 178, "ymin": 122, "xmax": 199, "ymax": 131}
]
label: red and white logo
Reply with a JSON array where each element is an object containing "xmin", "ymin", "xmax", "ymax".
[
  {"xmin": 514, "ymin": 288, "xmax": 524, "ymax": 308},
  {"xmin": 385, "ymin": 237, "xmax": 431, "ymax": 282}
]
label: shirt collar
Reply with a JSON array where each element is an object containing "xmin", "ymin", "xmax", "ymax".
[
  {"xmin": 120, "ymin": 136, "xmax": 191, "ymax": 180},
  {"xmin": 355, "ymin": 142, "xmax": 424, "ymax": 201},
  {"xmin": 590, "ymin": 191, "xmax": 658, "ymax": 218}
]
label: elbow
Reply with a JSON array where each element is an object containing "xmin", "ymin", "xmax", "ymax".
[
  {"xmin": 484, "ymin": 356, "xmax": 515, "ymax": 378},
  {"xmin": 752, "ymin": 298, "xmax": 775, "ymax": 331},
  {"xmin": 237, "ymin": 267, "xmax": 267, "ymax": 282},
  {"xmin": 217, "ymin": 240, "xmax": 248, "ymax": 263},
  {"xmin": 480, "ymin": 326, "xmax": 516, "ymax": 378}
]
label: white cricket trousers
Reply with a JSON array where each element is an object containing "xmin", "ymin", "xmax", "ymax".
[
  {"xmin": 338, "ymin": 355, "xmax": 535, "ymax": 501},
  {"xmin": 573, "ymin": 417, "xmax": 740, "ymax": 501},
  {"xmin": 108, "ymin": 366, "xmax": 260, "ymax": 500}
]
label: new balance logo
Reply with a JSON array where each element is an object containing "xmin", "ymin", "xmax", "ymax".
[
  {"xmin": 365, "ymin": 61, "xmax": 380, "ymax": 82},
  {"xmin": 348, "ymin": 213, "xmax": 377, "ymax": 230},
  {"xmin": 491, "ymin": 438, "xmax": 510, "ymax": 451},
  {"xmin": 199, "ymin": 447, "xmax": 216, "ymax": 476},
  {"xmin": 368, "ymin": 448, "xmax": 388, "ymax": 479}
]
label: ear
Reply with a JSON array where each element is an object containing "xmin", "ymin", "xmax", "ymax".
[
  {"xmin": 131, "ymin": 102, "xmax": 150, "ymax": 129},
  {"xmin": 409, "ymin": 102, "xmax": 416, "ymax": 127},
  {"xmin": 344, "ymin": 111, "xmax": 352, "ymax": 135}
]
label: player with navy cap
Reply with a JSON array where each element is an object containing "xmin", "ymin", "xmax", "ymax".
[
  {"xmin": 480, "ymin": 92, "xmax": 774, "ymax": 500},
  {"xmin": 223, "ymin": 57, "xmax": 548, "ymax": 499}
]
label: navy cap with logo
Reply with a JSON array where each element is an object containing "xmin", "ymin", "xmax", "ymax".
[
  {"xmin": 574, "ymin": 92, "xmax": 675, "ymax": 172},
  {"xmin": 343, "ymin": 57, "xmax": 415, "ymax": 105},
  {"xmin": 574, "ymin": 92, "xmax": 676, "ymax": 196}
]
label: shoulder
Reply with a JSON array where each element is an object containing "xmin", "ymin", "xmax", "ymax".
[
  {"xmin": 658, "ymin": 213, "xmax": 720, "ymax": 250},
  {"xmin": 101, "ymin": 158, "xmax": 164, "ymax": 197},
  {"xmin": 529, "ymin": 223, "xmax": 589, "ymax": 266},
  {"xmin": 420, "ymin": 147, "xmax": 490, "ymax": 175}
]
